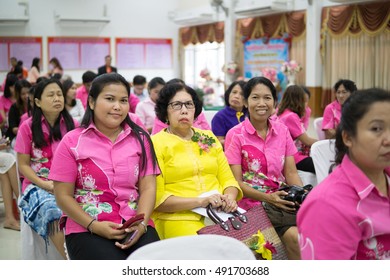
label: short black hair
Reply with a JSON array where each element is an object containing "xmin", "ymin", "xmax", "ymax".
[
  {"xmin": 133, "ymin": 75, "xmax": 146, "ymax": 85},
  {"xmin": 334, "ymin": 79, "xmax": 357, "ymax": 93},
  {"xmin": 155, "ymin": 83, "xmax": 203, "ymax": 123},
  {"xmin": 243, "ymin": 76, "xmax": 277, "ymax": 102},
  {"xmin": 148, "ymin": 77, "xmax": 165, "ymax": 91},
  {"xmin": 224, "ymin": 80, "xmax": 246, "ymax": 106},
  {"xmin": 82, "ymin": 71, "xmax": 97, "ymax": 83}
]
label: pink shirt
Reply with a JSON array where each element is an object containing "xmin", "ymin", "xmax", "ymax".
[
  {"xmin": 48, "ymin": 123, "xmax": 160, "ymax": 235},
  {"xmin": 14, "ymin": 116, "xmax": 75, "ymax": 193},
  {"xmin": 75, "ymin": 85, "xmax": 89, "ymax": 109},
  {"xmin": 224, "ymin": 118, "xmax": 297, "ymax": 210},
  {"xmin": 277, "ymin": 109, "xmax": 308, "ymax": 164},
  {"xmin": 129, "ymin": 112, "xmax": 147, "ymax": 131},
  {"xmin": 0, "ymin": 96, "xmax": 14, "ymax": 117},
  {"xmin": 135, "ymin": 98, "xmax": 156, "ymax": 130},
  {"xmin": 19, "ymin": 112, "xmax": 30, "ymax": 125},
  {"xmin": 151, "ymin": 112, "xmax": 211, "ymax": 135},
  {"xmin": 322, "ymin": 100, "xmax": 341, "ymax": 130},
  {"xmin": 302, "ymin": 106, "xmax": 311, "ymax": 130},
  {"xmin": 129, "ymin": 93, "xmax": 139, "ymax": 114},
  {"xmin": 298, "ymin": 155, "xmax": 390, "ymax": 260}
]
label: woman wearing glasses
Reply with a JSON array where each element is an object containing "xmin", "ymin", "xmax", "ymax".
[
  {"xmin": 322, "ymin": 79, "xmax": 357, "ymax": 139},
  {"xmin": 151, "ymin": 83, "xmax": 242, "ymax": 239}
]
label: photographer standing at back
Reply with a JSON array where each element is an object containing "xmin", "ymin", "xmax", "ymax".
[{"xmin": 225, "ymin": 77, "xmax": 303, "ymax": 260}]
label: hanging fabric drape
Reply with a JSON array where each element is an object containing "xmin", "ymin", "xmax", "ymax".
[
  {"xmin": 320, "ymin": 2, "xmax": 390, "ymax": 108},
  {"xmin": 237, "ymin": 12, "xmax": 306, "ymax": 40},
  {"xmin": 180, "ymin": 22, "xmax": 225, "ymax": 46}
]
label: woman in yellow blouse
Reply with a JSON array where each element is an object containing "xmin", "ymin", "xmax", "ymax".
[{"xmin": 151, "ymin": 83, "xmax": 243, "ymax": 239}]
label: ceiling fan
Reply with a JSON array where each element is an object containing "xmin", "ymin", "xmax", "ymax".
[{"xmin": 210, "ymin": 0, "xmax": 228, "ymax": 16}]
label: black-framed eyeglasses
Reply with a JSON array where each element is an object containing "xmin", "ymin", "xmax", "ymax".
[{"xmin": 168, "ymin": 101, "xmax": 195, "ymax": 110}]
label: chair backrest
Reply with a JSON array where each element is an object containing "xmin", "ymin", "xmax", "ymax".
[
  {"xmin": 297, "ymin": 170, "xmax": 317, "ymax": 187},
  {"xmin": 127, "ymin": 234, "xmax": 256, "ymax": 260},
  {"xmin": 203, "ymin": 110, "xmax": 218, "ymax": 129},
  {"xmin": 310, "ymin": 139, "xmax": 336, "ymax": 184},
  {"xmin": 313, "ymin": 117, "xmax": 325, "ymax": 140}
]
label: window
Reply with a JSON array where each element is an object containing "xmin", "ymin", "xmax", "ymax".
[{"xmin": 184, "ymin": 42, "xmax": 225, "ymax": 106}]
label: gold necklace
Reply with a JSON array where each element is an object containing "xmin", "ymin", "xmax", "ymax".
[{"xmin": 167, "ymin": 127, "xmax": 193, "ymax": 140}]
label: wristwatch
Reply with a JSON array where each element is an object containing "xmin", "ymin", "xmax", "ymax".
[{"xmin": 140, "ymin": 221, "xmax": 147, "ymax": 233}]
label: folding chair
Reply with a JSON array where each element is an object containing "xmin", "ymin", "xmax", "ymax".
[
  {"xmin": 297, "ymin": 170, "xmax": 317, "ymax": 187},
  {"xmin": 313, "ymin": 117, "xmax": 325, "ymax": 140},
  {"xmin": 310, "ymin": 139, "xmax": 336, "ymax": 184}
]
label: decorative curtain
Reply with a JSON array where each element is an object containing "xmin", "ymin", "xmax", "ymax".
[
  {"xmin": 321, "ymin": 2, "xmax": 390, "ymax": 107},
  {"xmin": 290, "ymin": 35, "xmax": 306, "ymax": 86},
  {"xmin": 235, "ymin": 11, "xmax": 306, "ymax": 83},
  {"xmin": 178, "ymin": 12, "xmax": 307, "ymax": 84},
  {"xmin": 180, "ymin": 22, "xmax": 225, "ymax": 46},
  {"xmin": 179, "ymin": 22, "xmax": 225, "ymax": 81}
]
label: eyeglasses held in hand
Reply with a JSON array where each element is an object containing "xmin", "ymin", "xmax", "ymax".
[{"xmin": 168, "ymin": 101, "xmax": 195, "ymax": 110}]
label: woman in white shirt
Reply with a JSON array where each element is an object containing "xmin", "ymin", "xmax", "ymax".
[{"xmin": 63, "ymin": 79, "xmax": 85, "ymax": 124}]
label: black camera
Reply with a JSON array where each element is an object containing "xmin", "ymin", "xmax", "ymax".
[{"xmin": 280, "ymin": 184, "xmax": 313, "ymax": 206}]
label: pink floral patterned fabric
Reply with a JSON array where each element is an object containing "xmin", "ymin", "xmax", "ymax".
[
  {"xmin": 14, "ymin": 116, "xmax": 74, "ymax": 193},
  {"xmin": 49, "ymin": 123, "xmax": 160, "ymax": 234},
  {"xmin": 225, "ymin": 118, "xmax": 297, "ymax": 210}
]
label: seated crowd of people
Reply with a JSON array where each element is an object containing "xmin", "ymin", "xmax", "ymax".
[{"xmin": 0, "ymin": 66, "xmax": 389, "ymax": 260}]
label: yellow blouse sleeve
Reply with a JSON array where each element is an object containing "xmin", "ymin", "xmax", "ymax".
[
  {"xmin": 152, "ymin": 132, "xmax": 174, "ymax": 208},
  {"xmin": 206, "ymin": 130, "xmax": 243, "ymax": 200}
]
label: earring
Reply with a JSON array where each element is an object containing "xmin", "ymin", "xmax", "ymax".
[{"xmin": 165, "ymin": 119, "xmax": 169, "ymax": 125}]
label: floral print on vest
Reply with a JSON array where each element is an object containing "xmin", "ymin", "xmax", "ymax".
[{"xmin": 241, "ymin": 145, "xmax": 286, "ymax": 193}]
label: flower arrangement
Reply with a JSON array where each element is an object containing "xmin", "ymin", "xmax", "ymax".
[
  {"xmin": 250, "ymin": 230, "xmax": 277, "ymax": 260},
  {"xmin": 261, "ymin": 67, "xmax": 277, "ymax": 83},
  {"xmin": 281, "ymin": 60, "xmax": 302, "ymax": 75},
  {"xmin": 200, "ymin": 68, "xmax": 210, "ymax": 79},
  {"xmin": 203, "ymin": 86, "xmax": 214, "ymax": 95},
  {"xmin": 191, "ymin": 131, "xmax": 216, "ymax": 154},
  {"xmin": 223, "ymin": 61, "xmax": 239, "ymax": 75}
]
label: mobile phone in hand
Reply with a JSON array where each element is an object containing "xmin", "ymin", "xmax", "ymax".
[
  {"xmin": 121, "ymin": 229, "xmax": 139, "ymax": 245},
  {"xmin": 118, "ymin": 213, "xmax": 145, "ymax": 230}
]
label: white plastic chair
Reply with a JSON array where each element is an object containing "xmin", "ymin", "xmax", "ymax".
[
  {"xmin": 310, "ymin": 139, "xmax": 336, "ymax": 184},
  {"xmin": 203, "ymin": 110, "xmax": 219, "ymax": 129},
  {"xmin": 313, "ymin": 117, "xmax": 325, "ymax": 140},
  {"xmin": 297, "ymin": 170, "xmax": 317, "ymax": 187},
  {"xmin": 127, "ymin": 234, "xmax": 256, "ymax": 260},
  {"xmin": 20, "ymin": 217, "xmax": 64, "ymax": 260}
]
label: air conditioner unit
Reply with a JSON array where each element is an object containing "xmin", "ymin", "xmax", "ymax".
[
  {"xmin": 170, "ymin": 12, "xmax": 215, "ymax": 26},
  {"xmin": 235, "ymin": 0, "xmax": 293, "ymax": 17},
  {"xmin": 54, "ymin": 5, "xmax": 110, "ymax": 26},
  {"xmin": 328, "ymin": 0, "xmax": 376, "ymax": 3},
  {"xmin": 0, "ymin": 2, "xmax": 29, "ymax": 25},
  {"xmin": 0, "ymin": 16, "xmax": 29, "ymax": 25},
  {"xmin": 55, "ymin": 16, "xmax": 110, "ymax": 24}
]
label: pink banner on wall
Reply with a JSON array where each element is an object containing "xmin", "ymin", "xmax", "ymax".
[
  {"xmin": 116, "ymin": 38, "xmax": 172, "ymax": 69},
  {"xmin": 0, "ymin": 37, "xmax": 42, "ymax": 71},
  {"xmin": 48, "ymin": 37, "xmax": 110, "ymax": 70}
]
